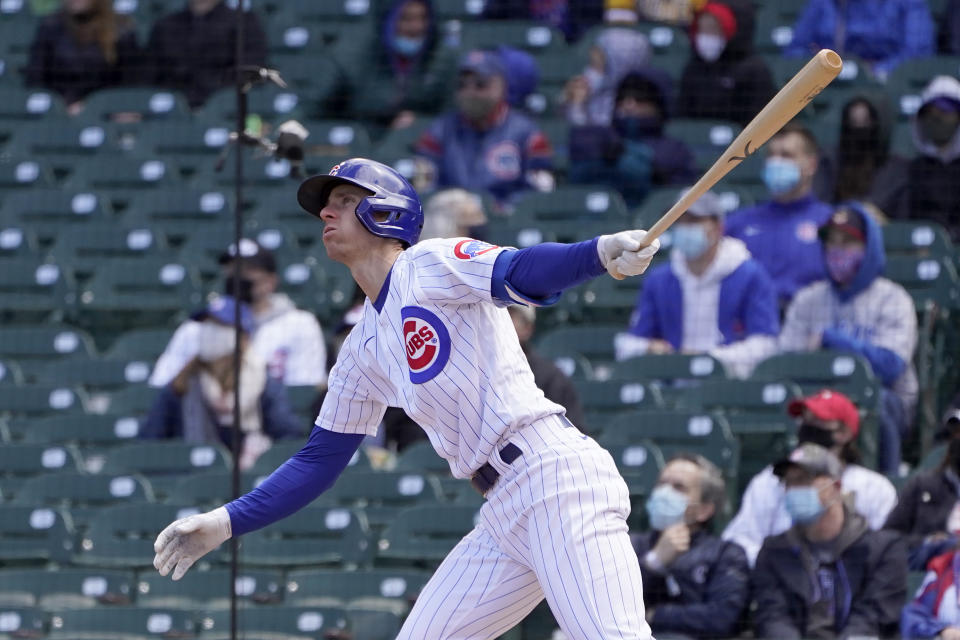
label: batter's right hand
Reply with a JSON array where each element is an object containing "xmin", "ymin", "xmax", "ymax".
[{"xmin": 153, "ymin": 506, "xmax": 231, "ymax": 580}]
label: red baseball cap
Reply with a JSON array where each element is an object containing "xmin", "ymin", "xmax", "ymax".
[{"xmin": 788, "ymin": 389, "xmax": 860, "ymax": 436}]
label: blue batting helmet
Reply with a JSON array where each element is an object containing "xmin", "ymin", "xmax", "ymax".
[{"xmin": 297, "ymin": 158, "xmax": 423, "ymax": 247}]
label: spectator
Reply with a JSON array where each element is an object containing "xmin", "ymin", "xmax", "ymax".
[
  {"xmin": 785, "ymin": 0, "xmax": 934, "ymax": 80},
  {"xmin": 616, "ymin": 190, "xmax": 779, "ymax": 379},
  {"xmin": 905, "ymin": 75, "xmax": 960, "ymax": 241},
  {"xmin": 725, "ymin": 123, "xmax": 833, "ymax": 306},
  {"xmin": 343, "ymin": 0, "xmax": 457, "ymax": 132},
  {"xmin": 941, "ymin": 0, "xmax": 960, "ymax": 54},
  {"xmin": 752, "ymin": 443, "xmax": 907, "ymax": 640},
  {"xmin": 723, "ymin": 389, "xmax": 898, "ymax": 566},
  {"xmin": 902, "ymin": 549, "xmax": 960, "ymax": 640},
  {"xmin": 508, "ymin": 306, "xmax": 585, "ymax": 429},
  {"xmin": 146, "ymin": 0, "xmax": 267, "ymax": 109},
  {"xmin": 413, "ymin": 50, "xmax": 554, "ymax": 208},
  {"xmin": 481, "ymin": 0, "xmax": 603, "ymax": 42},
  {"xmin": 637, "ymin": 0, "xmax": 695, "ymax": 25},
  {"xmin": 420, "ymin": 188, "xmax": 489, "ymax": 241},
  {"xmin": 632, "ymin": 454, "xmax": 750, "ymax": 639},
  {"xmin": 781, "ymin": 204, "xmax": 918, "ymax": 474},
  {"xmin": 497, "ymin": 45, "xmax": 540, "ymax": 113},
  {"xmin": 884, "ymin": 409, "xmax": 960, "ymax": 571},
  {"xmin": 676, "ymin": 0, "xmax": 775, "ymax": 127},
  {"xmin": 562, "ymin": 28, "xmax": 651, "ymax": 127},
  {"xmin": 150, "ymin": 240, "xmax": 327, "ymax": 389},
  {"xmin": 142, "ymin": 297, "xmax": 303, "ymax": 471},
  {"xmin": 25, "ymin": 0, "xmax": 141, "ymax": 112},
  {"xmin": 568, "ymin": 68, "xmax": 697, "ymax": 205},
  {"xmin": 814, "ymin": 91, "xmax": 909, "ymax": 218}
]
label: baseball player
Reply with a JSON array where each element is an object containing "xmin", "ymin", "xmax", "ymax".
[{"xmin": 153, "ymin": 158, "xmax": 660, "ymax": 639}]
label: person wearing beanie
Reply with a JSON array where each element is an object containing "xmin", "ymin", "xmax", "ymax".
[
  {"xmin": 675, "ymin": 0, "xmax": 775, "ymax": 126},
  {"xmin": 780, "ymin": 204, "xmax": 918, "ymax": 474},
  {"xmin": 724, "ymin": 389, "xmax": 898, "ymax": 566},
  {"xmin": 616, "ymin": 189, "xmax": 779, "ymax": 378}
]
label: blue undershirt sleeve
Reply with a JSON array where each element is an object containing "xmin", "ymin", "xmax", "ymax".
[
  {"xmin": 491, "ymin": 238, "xmax": 607, "ymax": 306},
  {"xmin": 224, "ymin": 426, "xmax": 364, "ymax": 536}
]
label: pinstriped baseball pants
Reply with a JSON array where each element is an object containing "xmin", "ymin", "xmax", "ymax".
[{"xmin": 396, "ymin": 414, "xmax": 653, "ymax": 640}]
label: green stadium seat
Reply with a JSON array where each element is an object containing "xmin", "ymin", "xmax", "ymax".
[
  {"xmin": 918, "ymin": 443, "xmax": 946, "ymax": 471},
  {"xmin": 377, "ymin": 504, "xmax": 478, "ymax": 567},
  {"xmin": 79, "ymin": 87, "xmax": 191, "ymax": 122},
  {"xmin": 514, "ymin": 185, "xmax": 629, "ymax": 222},
  {"xmin": 886, "ymin": 56, "xmax": 960, "ymax": 117},
  {"xmin": 0, "ymin": 224, "xmax": 39, "ymax": 259},
  {"xmin": 0, "ymin": 567, "xmax": 135, "ymax": 608},
  {"xmin": 164, "ymin": 470, "xmax": 263, "ymax": 508},
  {"xmin": 539, "ymin": 117, "xmax": 570, "ymax": 172},
  {"xmin": 0, "ymin": 259, "xmax": 75, "ymax": 323},
  {"xmin": 73, "ymin": 503, "xmax": 199, "ymax": 568},
  {"xmin": 12, "ymin": 472, "xmax": 154, "ymax": 530},
  {"xmin": 200, "ymin": 605, "xmax": 351, "ymax": 640},
  {"xmin": 0, "ymin": 50, "xmax": 27, "ymax": 85},
  {"xmin": 664, "ymin": 119, "xmax": 742, "ymax": 171},
  {"xmin": 101, "ymin": 441, "xmax": 230, "ymax": 478},
  {"xmin": 0, "ymin": 443, "xmax": 82, "ymax": 496},
  {"xmin": 300, "ymin": 119, "xmax": 372, "ymax": 156},
  {"xmin": 348, "ymin": 609, "xmax": 404, "ymax": 640},
  {"xmin": 0, "ymin": 385, "xmax": 86, "ymax": 417},
  {"xmin": 0, "ymin": 505, "xmax": 76, "ymax": 563},
  {"xmin": 461, "ymin": 20, "xmax": 567, "ymax": 54},
  {"xmin": 0, "ymin": 325, "xmax": 96, "ymax": 361},
  {"xmin": 65, "ymin": 156, "xmax": 179, "ymax": 191},
  {"xmin": 595, "ymin": 437, "xmax": 665, "ymax": 529},
  {"xmin": 199, "ymin": 154, "xmax": 303, "ymax": 188},
  {"xmin": 580, "ymin": 273, "xmax": 641, "ymax": 324},
  {"xmin": 394, "ymin": 439, "xmax": 451, "ymax": 475},
  {"xmin": 135, "ymin": 567, "xmax": 284, "ymax": 609},
  {"xmin": 325, "ymin": 471, "xmax": 446, "ymax": 529},
  {"xmin": 285, "ymin": 567, "xmax": 430, "ymax": 612},
  {"xmin": 6, "ymin": 121, "xmax": 117, "ymax": 164},
  {"xmin": 610, "ymin": 353, "xmax": 726, "ymax": 406},
  {"xmin": 47, "ymin": 606, "xmax": 197, "ymax": 640},
  {"xmin": 753, "ymin": 3, "xmax": 804, "ymax": 54},
  {"xmin": 269, "ymin": 54, "xmax": 342, "ymax": 109},
  {"xmin": 0, "ymin": 86, "xmax": 66, "ymax": 120},
  {"xmin": 34, "ymin": 356, "xmax": 151, "ymax": 391},
  {"xmin": 577, "ymin": 380, "xmax": 664, "ymax": 433},
  {"xmin": 0, "ymin": 157, "xmax": 53, "ymax": 188},
  {"xmin": 0, "ymin": 190, "xmax": 111, "ymax": 241},
  {"xmin": 202, "ymin": 85, "xmax": 306, "ymax": 122},
  {"xmin": 0, "ymin": 358, "xmax": 24, "ymax": 386},
  {"xmin": 535, "ymin": 325, "xmax": 622, "ymax": 375},
  {"xmin": 0, "ymin": 607, "xmax": 48, "ymax": 638},
  {"xmin": 238, "ymin": 506, "xmax": 373, "ymax": 568},
  {"xmin": 886, "ymin": 255, "xmax": 960, "ymax": 311},
  {"xmin": 433, "ymin": 0, "xmax": 486, "ymax": 19},
  {"xmin": 104, "ymin": 327, "xmax": 174, "ymax": 361},
  {"xmin": 49, "ymin": 223, "xmax": 169, "ymax": 279},
  {"xmin": 129, "ymin": 121, "xmax": 231, "ymax": 170},
  {"xmin": 20, "ymin": 413, "xmax": 144, "ymax": 446},
  {"xmin": 633, "ymin": 185, "xmax": 752, "ymax": 228},
  {"xmin": 889, "ymin": 121, "xmax": 915, "ymax": 158}
]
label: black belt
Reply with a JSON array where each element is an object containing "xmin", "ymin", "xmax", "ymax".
[{"xmin": 471, "ymin": 442, "xmax": 523, "ymax": 496}]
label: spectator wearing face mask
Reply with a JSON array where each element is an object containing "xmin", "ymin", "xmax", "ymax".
[
  {"xmin": 725, "ymin": 123, "xmax": 833, "ymax": 306},
  {"xmin": 723, "ymin": 389, "xmax": 897, "ymax": 567},
  {"xmin": 905, "ymin": 75, "xmax": 960, "ymax": 241},
  {"xmin": 781, "ymin": 204, "xmax": 918, "ymax": 475},
  {"xmin": 675, "ymin": 0, "xmax": 775, "ymax": 127},
  {"xmin": 343, "ymin": 0, "xmax": 457, "ymax": 132},
  {"xmin": 785, "ymin": 0, "xmax": 933, "ymax": 81},
  {"xmin": 615, "ymin": 189, "xmax": 779, "ymax": 378},
  {"xmin": 568, "ymin": 69, "xmax": 697, "ymax": 206},
  {"xmin": 562, "ymin": 28, "xmax": 651, "ymax": 127},
  {"xmin": 752, "ymin": 443, "xmax": 907, "ymax": 640},
  {"xmin": 142, "ymin": 297, "xmax": 304, "ymax": 471},
  {"xmin": 814, "ymin": 91, "xmax": 909, "ymax": 219},
  {"xmin": 885, "ymin": 410, "xmax": 960, "ymax": 571},
  {"xmin": 150, "ymin": 240, "xmax": 327, "ymax": 389},
  {"xmin": 413, "ymin": 50, "xmax": 554, "ymax": 208},
  {"xmin": 632, "ymin": 454, "xmax": 750, "ymax": 639}
]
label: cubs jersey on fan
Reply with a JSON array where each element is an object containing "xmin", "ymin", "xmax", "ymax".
[{"xmin": 315, "ymin": 237, "xmax": 564, "ymax": 478}]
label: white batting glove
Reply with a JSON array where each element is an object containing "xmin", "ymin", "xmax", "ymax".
[
  {"xmin": 153, "ymin": 506, "xmax": 231, "ymax": 581},
  {"xmin": 597, "ymin": 230, "xmax": 661, "ymax": 280}
]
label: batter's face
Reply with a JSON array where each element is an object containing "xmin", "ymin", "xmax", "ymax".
[{"xmin": 319, "ymin": 184, "xmax": 382, "ymax": 264}]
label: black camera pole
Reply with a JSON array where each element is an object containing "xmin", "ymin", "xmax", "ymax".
[{"xmin": 229, "ymin": 2, "xmax": 247, "ymax": 640}]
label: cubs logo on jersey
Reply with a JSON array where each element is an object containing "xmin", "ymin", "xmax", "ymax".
[
  {"xmin": 453, "ymin": 239, "xmax": 499, "ymax": 260},
  {"xmin": 401, "ymin": 306, "xmax": 450, "ymax": 383}
]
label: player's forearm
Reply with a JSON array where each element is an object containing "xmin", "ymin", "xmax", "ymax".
[
  {"xmin": 224, "ymin": 426, "xmax": 364, "ymax": 536},
  {"xmin": 492, "ymin": 238, "xmax": 606, "ymax": 304}
]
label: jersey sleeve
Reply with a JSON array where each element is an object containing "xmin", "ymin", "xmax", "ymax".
[
  {"xmin": 315, "ymin": 346, "xmax": 387, "ymax": 437},
  {"xmin": 407, "ymin": 237, "xmax": 520, "ymax": 306}
]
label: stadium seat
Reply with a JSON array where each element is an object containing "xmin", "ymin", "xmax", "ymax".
[
  {"xmin": 0, "ymin": 190, "xmax": 112, "ymax": 241},
  {"xmin": 0, "ymin": 157, "xmax": 53, "ymax": 188},
  {"xmin": 596, "ymin": 437, "xmax": 665, "ymax": 529},
  {"xmin": 513, "ymin": 186, "xmax": 629, "ymax": 222},
  {"xmin": 0, "ymin": 385, "xmax": 86, "ymax": 417},
  {"xmin": 65, "ymin": 156, "xmax": 179, "ymax": 192},
  {"xmin": 165, "ymin": 470, "xmax": 261, "ymax": 508},
  {"xmin": 886, "ymin": 255, "xmax": 960, "ymax": 311},
  {"xmin": 0, "ymin": 505, "xmax": 76, "ymax": 563},
  {"xmin": 20, "ymin": 413, "xmax": 144, "ymax": 446},
  {"xmin": 300, "ymin": 119, "xmax": 372, "ymax": 156},
  {"xmin": 348, "ymin": 609, "xmax": 404, "ymax": 640},
  {"xmin": 0, "ymin": 606, "xmax": 48, "ymax": 638},
  {"xmin": 883, "ymin": 221, "xmax": 955, "ymax": 260},
  {"xmin": 0, "ymin": 444, "xmax": 82, "ymax": 502},
  {"xmin": 577, "ymin": 380, "xmax": 664, "ymax": 433},
  {"xmin": 580, "ymin": 273, "xmax": 642, "ymax": 323},
  {"xmin": 203, "ymin": 84, "xmax": 306, "ymax": 123},
  {"xmin": 285, "ymin": 567, "xmax": 431, "ymax": 613},
  {"xmin": 200, "ymin": 605, "xmax": 351, "ymax": 640},
  {"xmin": 0, "ymin": 259, "xmax": 75, "ymax": 323},
  {"xmin": 124, "ymin": 188, "xmax": 234, "ymax": 244},
  {"xmin": 461, "ymin": 20, "xmax": 567, "ymax": 54},
  {"xmin": 0, "ymin": 86, "xmax": 66, "ymax": 120},
  {"xmin": 101, "ymin": 441, "xmax": 230, "ymax": 477},
  {"xmin": 0, "ymin": 358, "xmax": 24, "ymax": 386},
  {"xmin": 6, "ymin": 121, "xmax": 117, "ymax": 166},
  {"xmin": 237, "ymin": 506, "xmax": 373, "ymax": 568},
  {"xmin": 129, "ymin": 121, "xmax": 232, "ymax": 171},
  {"xmin": 535, "ymin": 325, "xmax": 623, "ymax": 379},
  {"xmin": 377, "ymin": 504, "xmax": 479, "ymax": 567},
  {"xmin": 199, "ymin": 154, "xmax": 304, "ymax": 189},
  {"xmin": 269, "ymin": 54, "xmax": 342, "ymax": 109},
  {"xmin": 12, "ymin": 472, "xmax": 154, "ymax": 530},
  {"xmin": 136, "ymin": 567, "xmax": 284, "ymax": 609},
  {"xmin": 34, "ymin": 356, "xmax": 153, "ymax": 391},
  {"xmin": 394, "ymin": 439, "xmax": 452, "ymax": 475},
  {"xmin": 73, "ymin": 503, "xmax": 199, "ymax": 568},
  {"xmin": 104, "ymin": 327, "xmax": 175, "ymax": 361},
  {"xmin": 886, "ymin": 56, "xmax": 960, "ymax": 120},
  {"xmin": 79, "ymin": 87, "xmax": 191, "ymax": 122},
  {"xmin": 325, "ymin": 471, "xmax": 446, "ymax": 530},
  {"xmin": 47, "ymin": 606, "xmax": 197, "ymax": 640},
  {"xmin": 610, "ymin": 353, "xmax": 727, "ymax": 406},
  {"xmin": 664, "ymin": 119, "xmax": 742, "ymax": 171},
  {"xmin": 0, "ymin": 224, "xmax": 39, "ymax": 259},
  {"xmin": 0, "ymin": 567, "xmax": 135, "ymax": 608},
  {"xmin": 0, "ymin": 324, "xmax": 96, "ymax": 361},
  {"xmin": 48, "ymin": 223, "xmax": 169, "ymax": 279}
]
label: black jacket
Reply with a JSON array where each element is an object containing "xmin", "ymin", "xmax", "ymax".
[
  {"xmin": 905, "ymin": 153, "xmax": 960, "ymax": 241},
  {"xmin": 676, "ymin": 0, "xmax": 775, "ymax": 126},
  {"xmin": 632, "ymin": 529, "xmax": 750, "ymax": 638},
  {"xmin": 146, "ymin": 1, "xmax": 267, "ymax": 108},
  {"xmin": 753, "ymin": 508, "xmax": 907, "ymax": 640},
  {"xmin": 25, "ymin": 13, "xmax": 142, "ymax": 104},
  {"xmin": 884, "ymin": 468, "xmax": 959, "ymax": 569}
]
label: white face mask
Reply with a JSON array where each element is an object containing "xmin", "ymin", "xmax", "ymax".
[
  {"xmin": 695, "ymin": 33, "xmax": 726, "ymax": 63},
  {"xmin": 197, "ymin": 322, "xmax": 237, "ymax": 363}
]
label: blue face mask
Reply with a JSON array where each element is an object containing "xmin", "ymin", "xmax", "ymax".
[
  {"xmin": 763, "ymin": 157, "xmax": 802, "ymax": 196},
  {"xmin": 784, "ymin": 486, "xmax": 825, "ymax": 525},
  {"xmin": 646, "ymin": 484, "xmax": 689, "ymax": 531},
  {"xmin": 672, "ymin": 224, "xmax": 711, "ymax": 259},
  {"xmin": 392, "ymin": 35, "xmax": 425, "ymax": 57}
]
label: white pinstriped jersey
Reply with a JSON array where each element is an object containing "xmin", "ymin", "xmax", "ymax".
[{"xmin": 316, "ymin": 237, "xmax": 564, "ymax": 478}]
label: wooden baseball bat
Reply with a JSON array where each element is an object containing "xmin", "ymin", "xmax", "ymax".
[{"xmin": 641, "ymin": 48, "xmax": 843, "ymax": 246}]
